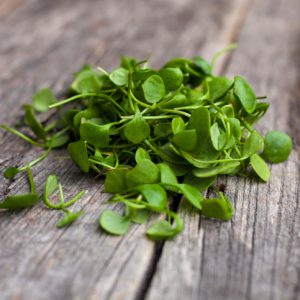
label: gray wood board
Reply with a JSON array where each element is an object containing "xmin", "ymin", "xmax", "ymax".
[
  {"xmin": 0, "ymin": 0, "xmax": 255, "ymax": 300},
  {"xmin": 146, "ymin": 0, "xmax": 300, "ymax": 299}
]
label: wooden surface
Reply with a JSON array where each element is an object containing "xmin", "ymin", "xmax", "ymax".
[{"xmin": 0, "ymin": 0, "xmax": 299, "ymax": 299}]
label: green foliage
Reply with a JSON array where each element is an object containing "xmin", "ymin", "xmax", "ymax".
[
  {"xmin": 0, "ymin": 49, "xmax": 291, "ymax": 240},
  {"xmin": 262, "ymin": 131, "xmax": 292, "ymax": 163}
]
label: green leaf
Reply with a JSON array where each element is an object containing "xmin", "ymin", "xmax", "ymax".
[
  {"xmin": 187, "ymin": 107, "xmax": 211, "ymax": 146},
  {"xmin": 234, "ymin": 76, "xmax": 256, "ymax": 114},
  {"xmin": 172, "ymin": 117, "xmax": 185, "ymax": 134},
  {"xmin": 142, "ymin": 75, "xmax": 166, "ymax": 103},
  {"xmin": 208, "ymin": 77, "xmax": 233, "ymax": 101},
  {"xmin": 99, "ymin": 210, "xmax": 130, "ymax": 235},
  {"xmin": 250, "ymin": 154, "xmax": 270, "ymax": 182},
  {"xmin": 132, "ymin": 210, "xmax": 149, "ymax": 224},
  {"xmin": 262, "ymin": 131, "xmax": 292, "ymax": 163},
  {"xmin": 109, "ymin": 68, "xmax": 129, "ymax": 86},
  {"xmin": 80, "ymin": 122, "xmax": 112, "ymax": 148},
  {"xmin": 177, "ymin": 184, "xmax": 203, "ymax": 209},
  {"xmin": 23, "ymin": 104, "xmax": 46, "ymax": 140},
  {"xmin": 135, "ymin": 184, "xmax": 167, "ymax": 211},
  {"xmin": 183, "ymin": 173, "xmax": 216, "ymax": 192},
  {"xmin": 73, "ymin": 107, "xmax": 100, "ymax": 131},
  {"xmin": 71, "ymin": 69, "xmax": 102, "ymax": 93},
  {"xmin": 48, "ymin": 133, "xmax": 70, "ymax": 148},
  {"xmin": 123, "ymin": 115, "xmax": 150, "ymax": 144},
  {"xmin": 104, "ymin": 169, "xmax": 128, "ymax": 194},
  {"xmin": 210, "ymin": 123, "xmax": 227, "ymax": 150},
  {"xmin": 193, "ymin": 161, "xmax": 241, "ymax": 178},
  {"xmin": 44, "ymin": 175, "xmax": 58, "ymax": 198},
  {"xmin": 193, "ymin": 56, "xmax": 212, "ymax": 75},
  {"xmin": 3, "ymin": 167, "xmax": 20, "ymax": 179},
  {"xmin": 242, "ymin": 130, "xmax": 264, "ymax": 157},
  {"xmin": 202, "ymin": 194, "xmax": 234, "ymax": 221},
  {"xmin": 0, "ymin": 193, "xmax": 39, "ymax": 210},
  {"xmin": 147, "ymin": 220, "xmax": 177, "ymax": 240},
  {"xmin": 135, "ymin": 147, "xmax": 151, "ymax": 163},
  {"xmin": 32, "ymin": 88, "xmax": 57, "ymax": 112},
  {"xmin": 159, "ymin": 67, "xmax": 183, "ymax": 91},
  {"xmin": 158, "ymin": 163, "xmax": 178, "ymax": 186},
  {"xmin": 173, "ymin": 129, "xmax": 197, "ymax": 151},
  {"xmin": 147, "ymin": 213, "xmax": 183, "ymax": 240},
  {"xmin": 56, "ymin": 211, "xmax": 83, "ymax": 228},
  {"xmin": 126, "ymin": 159, "xmax": 160, "ymax": 188},
  {"xmin": 68, "ymin": 141, "xmax": 89, "ymax": 173}
]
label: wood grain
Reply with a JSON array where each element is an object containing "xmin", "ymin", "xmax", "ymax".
[
  {"xmin": 146, "ymin": 0, "xmax": 300, "ymax": 299},
  {"xmin": 0, "ymin": 0, "xmax": 251, "ymax": 300}
]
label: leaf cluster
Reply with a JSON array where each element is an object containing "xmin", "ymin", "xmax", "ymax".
[{"xmin": 0, "ymin": 49, "xmax": 292, "ymax": 240}]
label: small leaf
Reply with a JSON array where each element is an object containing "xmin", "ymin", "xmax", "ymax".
[
  {"xmin": 193, "ymin": 56, "xmax": 212, "ymax": 75},
  {"xmin": 250, "ymin": 154, "xmax": 270, "ymax": 182},
  {"xmin": 193, "ymin": 161, "xmax": 240, "ymax": 178},
  {"xmin": 135, "ymin": 147, "xmax": 151, "ymax": 163},
  {"xmin": 201, "ymin": 194, "xmax": 234, "ymax": 221},
  {"xmin": 44, "ymin": 175, "xmax": 58, "ymax": 198},
  {"xmin": 130, "ymin": 209, "xmax": 149, "ymax": 224},
  {"xmin": 147, "ymin": 213, "xmax": 183, "ymax": 240},
  {"xmin": 0, "ymin": 193, "xmax": 39, "ymax": 210},
  {"xmin": 183, "ymin": 173, "xmax": 217, "ymax": 192},
  {"xmin": 159, "ymin": 67, "xmax": 183, "ymax": 91},
  {"xmin": 126, "ymin": 159, "xmax": 160, "ymax": 188},
  {"xmin": 146, "ymin": 220, "xmax": 177, "ymax": 240},
  {"xmin": 71, "ymin": 69, "xmax": 102, "ymax": 93},
  {"xmin": 262, "ymin": 130, "xmax": 292, "ymax": 163},
  {"xmin": 32, "ymin": 88, "xmax": 57, "ymax": 112},
  {"xmin": 99, "ymin": 210, "xmax": 130, "ymax": 235},
  {"xmin": 48, "ymin": 133, "xmax": 70, "ymax": 148},
  {"xmin": 3, "ymin": 167, "xmax": 20, "ymax": 179},
  {"xmin": 172, "ymin": 117, "xmax": 185, "ymax": 134},
  {"xmin": 158, "ymin": 163, "xmax": 178, "ymax": 186},
  {"xmin": 242, "ymin": 130, "xmax": 264, "ymax": 157},
  {"xmin": 56, "ymin": 211, "xmax": 83, "ymax": 228},
  {"xmin": 123, "ymin": 115, "xmax": 150, "ymax": 144},
  {"xmin": 142, "ymin": 75, "xmax": 166, "ymax": 103},
  {"xmin": 23, "ymin": 104, "xmax": 46, "ymax": 140},
  {"xmin": 134, "ymin": 184, "xmax": 167, "ymax": 211},
  {"xmin": 68, "ymin": 141, "xmax": 89, "ymax": 173},
  {"xmin": 234, "ymin": 76, "xmax": 256, "ymax": 114},
  {"xmin": 109, "ymin": 68, "xmax": 129, "ymax": 86},
  {"xmin": 177, "ymin": 184, "xmax": 203, "ymax": 210},
  {"xmin": 80, "ymin": 122, "xmax": 112, "ymax": 148},
  {"xmin": 208, "ymin": 77, "xmax": 233, "ymax": 101},
  {"xmin": 173, "ymin": 129, "xmax": 197, "ymax": 151},
  {"xmin": 104, "ymin": 169, "xmax": 128, "ymax": 194}
]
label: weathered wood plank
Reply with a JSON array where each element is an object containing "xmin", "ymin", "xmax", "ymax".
[
  {"xmin": 0, "ymin": 0, "xmax": 246, "ymax": 299},
  {"xmin": 146, "ymin": 0, "xmax": 300, "ymax": 299}
]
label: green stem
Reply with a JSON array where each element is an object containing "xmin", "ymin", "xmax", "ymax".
[
  {"xmin": 1, "ymin": 125, "xmax": 45, "ymax": 148},
  {"xmin": 49, "ymin": 93, "xmax": 99, "ymax": 108},
  {"xmin": 26, "ymin": 165, "xmax": 36, "ymax": 193}
]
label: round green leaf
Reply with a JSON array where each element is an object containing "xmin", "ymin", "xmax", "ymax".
[
  {"xmin": 123, "ymin": 115, "xmax": 150, "ymax": 144},
  {"xmin": 142, "ymin": 75, "xmax": 166, "ymax": 103},
  {"xmin": 109, "ymin": 68, "xmax": 129, "ymax": 86},
  {"xmin": 99, "ymin": 210, "xmax": 130, "ymax": 235},
  {"xmin": 262, "ymin": 131, "xmax": 292, "ymax": 163}
]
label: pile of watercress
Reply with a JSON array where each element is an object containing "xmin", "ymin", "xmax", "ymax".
[{"xmin": 0, "ymin": 47, "xmax": 292, "ymax": 240}]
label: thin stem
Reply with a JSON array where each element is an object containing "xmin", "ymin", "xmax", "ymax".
[
  {"xmin": 1, "ymin": 125, "xmax": 45, "ymax": 148},
  {"xmin": 49, "ymin": 93, "xmax": 98, "ymax": 108},
  {"xmin": 26, "ymin": 165, "xmax": 36, "ymax": 193},
  {"xmin": 63, "ymin": 190, "xmax": 86, "ymax": 208},
  {"xmin": 130, "ymin": 90, "xmax": 152, "ymax": 108},
  {"xmin": 19, "ymin": 147, "xmax": 52, "ymax": 171}
]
